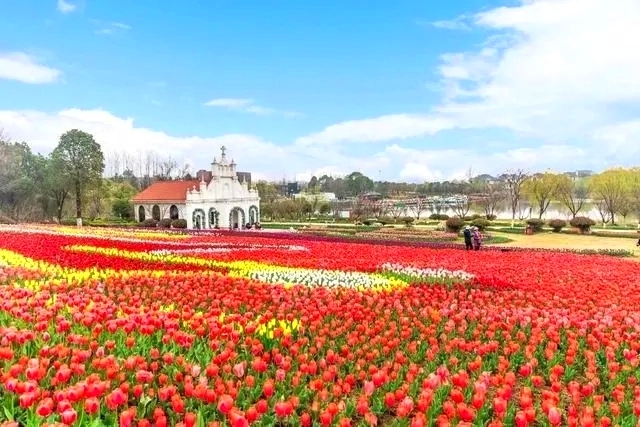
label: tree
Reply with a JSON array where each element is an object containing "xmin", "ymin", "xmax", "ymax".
[
  {"xmin": 308, "ymin": 176, "xmax": 319, "ymax": 192},
  {"xmin": 385, "ymin": 201, "xmax": 405, "ymax": 220},
  {"xmin": 255, "ymin": 181, "xmax": 280, "ymax": 204},
  {"xmin": 451, "ymin": 196, "xmax": 472, "ymax": 218},
  {"xmin": 475, "ymin": 183, "xmax": 504, "ymax": 219},
  {"xmin": 0, "ymin": 138, "xmax": 38, "ymax": 220},
  {"xmin": 522, "ymin": 172, "xmax": 564, "ymax": 219},
  {"xmin": 42, "ymin": 156, "xmax": 72, "ymax": 221},
  {"xmin": 52, "ymin": 129, "xmax": 105, "ymax": 221},
  {"xmin": 588, "ymin": 168, "xmax": 632, "ymax": 225},
  {"xmin": 112, "ymin": 199, "xmax": 133, "ymax": 219},
  {"xmin": 595, "ymin": 198, "xmax": 612, "ymax": 225},
  {"xmin": 318, "ymin": 202, "xmax": 332, "ymax": 216},
  {"xmin": 500, "ymin": 170, "xmax": 529, "ymax": 225},
  {"xmin": 555, "ymin": 175, "xmax": 588, "ymax": 219},
  {"xmin": 408, "ymin": 196, "xmax": 428, "ymax": 220},
  {"xmin": 345, "ymin": 172, "xmax": 374, "ymax": 197},
  {"xmin": 616, "ymin": 196, "xmax": 634, "ymax": 224}
]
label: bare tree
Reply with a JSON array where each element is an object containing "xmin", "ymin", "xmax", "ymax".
[
  {"xmin": 475, "ymin": 183, "xmax": 505, "ymax": 218},
  {"xmin": 501, "ymin": 170, "xmax": 529, "ymax": 226},
  {"xmin": 408, "ymin": 196, "xmax": 427, "ymax": 220},
  {"xmin": 106, "ymin": 152, "xmax": 121, "ymax": 177},
  {"xmin": 385, "ymin": 201, "xmax": 406, "ymax": 219},
  {"xmin": 451, "ymin": 196, "xmax": 472, "ymax": 218},
  {"xmin": 156, "ymin": 157, "xmax": 178, "ymax": 180},
  {"xmin": 595, "ymin": 198, "xmax": 612, "ymax": 225}
]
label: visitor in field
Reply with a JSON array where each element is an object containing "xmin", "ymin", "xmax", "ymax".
[
  {"xmin": 472, "ymin": 226, "xmax": 482, "ymax": 250},
  {"xmin": 463, "ymin": 226, "xmax": 473, "ymax": 250}
]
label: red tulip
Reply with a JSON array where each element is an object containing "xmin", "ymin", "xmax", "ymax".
[
  {"xmin": 217, "ymin": 394, "xmax": 234, "ymax": 414},
  {"xmin": 61, "ymin": 408, "xmax": 77, "ymax": 425}
]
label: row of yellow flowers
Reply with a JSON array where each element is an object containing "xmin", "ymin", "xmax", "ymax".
[
  {"xmin": 3, "ymin": 224, "xmax": 189, "ymax": 240},
  {"xmin": 64, "ymin": 245, "xmax": 409, "ymax": 291},
  {"xmin": 0, "ymin": 248, "xmax": 172, "ymax": 292}
]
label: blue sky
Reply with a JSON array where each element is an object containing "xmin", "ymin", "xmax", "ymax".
[{"xmin": 1, "ymin": 0, "xmax": 639, "ymax": 182}]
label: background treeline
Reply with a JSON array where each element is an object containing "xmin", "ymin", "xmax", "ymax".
[{"xmin": 2, "ymin": 129, "xmax": 640, "ymax": 225}]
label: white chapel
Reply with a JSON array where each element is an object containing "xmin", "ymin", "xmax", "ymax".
[{"xmin": 133, "ymin": 147, "xmax": 261, "ymax": 229}]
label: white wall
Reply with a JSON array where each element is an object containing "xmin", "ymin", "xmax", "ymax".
[{"xmin": 186, "ymin": 201, "xmax": 260, "ymax": 229}]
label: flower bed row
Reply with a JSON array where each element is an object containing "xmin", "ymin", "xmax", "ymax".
[{"xmin": 0, "ymin": 226, "xmax": 640, "ymax": 426}]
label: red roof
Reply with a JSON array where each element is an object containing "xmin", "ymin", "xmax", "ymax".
[{"xmin": 132, "ymin": 180, "xmax": 200, "ymax": 203}]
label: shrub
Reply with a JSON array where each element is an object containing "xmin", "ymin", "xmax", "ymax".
[
  {"xmin": 140, "ymin": 219, "xmax": 158, "ymax": 228},
  {"xmin": 378, "ymin": 216, "xmax": 394, "ymax": 225},
  {"xmin": 158, "ymin": 218, "xmax": 172, "ymax": 228},
  {"xmin": 429, "ymin": 214, "xmax": 449, "ymax": 221},
  {"xmin": 463, "ymin": 214, "xmax": 482, "ymax": 221},
  {"xmin": 172, "ymin": 219, "xmax": 188, "ymax": 229},
  {"xmin": 471, "ymin": 218, "xmax": 492, "ymax": 231},
  {"xmin": 526, "ymin": 218, "xmax": 546, "ymax": 232},
  {"xmin": 570, "ymin": 216, "xmax": 596, "ymax": 233},
  {"xmin": 547, "ymin": 219, "xmax": 567, "ymax": 233},
  {"xmin": 485, "ymin": 214, "xmax": 497, "ymax": 221},
  {"xmin": 401, "ymin": 217, "xmax": 415, "ymax": 226},
  {"xmin": 445, "ymin": 217, "xmax": 464, "ymax": 233},
  {"xmin": 362, "ymin": 219, "xmax": 372, "ymax": 226}
]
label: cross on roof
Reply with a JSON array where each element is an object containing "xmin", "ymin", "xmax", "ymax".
[{"xmin": 220, "ymin": 146, "xmax": 227, "ymax": 158}]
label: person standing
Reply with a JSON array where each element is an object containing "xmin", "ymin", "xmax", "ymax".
[
  {"xmin": 463, "ymin": 226, "xmax": 473, "ymax": 250},
  {"xmin": 472, "ymin": 226, "xmax": 482, "ymax": 250}
]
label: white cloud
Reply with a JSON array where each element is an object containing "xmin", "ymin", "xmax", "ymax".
[
  {"xmin": 56, "ymin": 0, "xmax": 76, "ymax": 13},
  {"xmin": 294, "ymin": 114, "xmax": 454, "ymax": 146},
  {"xmin": 204, "ymin": 98, "xmax": 303, "ymax": 118},
  {"xmin": 0, "ymin": 108, "xmax": 314, "ymax": 179},
  {"xmin": 94, "ymin": 21, "xmax": 131, "ymax": 36},
  {"xmin": 431, "ymin": 16, "xmax": 472, "ymax": 31},
  {"xmin": 0, "ymin": 107, "xmax": 632, "ymax": 182},
  {"xmin": 294, "ymin": 0, "xmax": 640, "ymax": 167},
  {"xmin": 0, "ymin": 52, "xmax": 61, "ymax": 84},
  {"xmin": 435, "ymin": 0, "xmax": 640, "ymax": 136}
]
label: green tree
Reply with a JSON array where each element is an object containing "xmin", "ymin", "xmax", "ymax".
[
  {"xmin": 308, "ymin": 176, "xmax": 319, "ymax": 192},
  {"xmin": 522, "ymin": 172, "xmax": 564, "ymax": 218},
  {"xmin": 52, "ymin": 129, "xmax": 105, "ymax": 221},
  {"xmin": 588, "ymin": 168, "xmax": 632, "ymax": 225},
  {"xmin": 112, "ymin": 198, "xmax": 133, "ymax": 219},
  {"xmin": 318, "ymin": 202, "xmax": 332, "ymax": 216},
  {"xmin": 255, "ymin": 180, "xmax": 280, "ymax": 204},
  {"xmin": 345, "ymin": 172, "xmax": 374, "ymax": 197},
  {"xmin": 42, "ymin": 155, "xmax": 73, "ymax": 221},
  {"xmin": 0, "ymin": 138, "xmax": 38, "ymax": 220}
]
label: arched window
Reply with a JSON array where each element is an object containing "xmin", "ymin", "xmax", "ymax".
[
  {"xmin": 138, "ymin": 206, "xmax": 146, "ymax": 222},
  {"xmin": 208, "ymin": 208, "xmax": 219, "ymax": 228},
  {"xmin": 152, "ymin": 205, "xmax": 161, "ymax": 221},
  {"xmin": 169, "ymin": 205, "xmax": 179, "ymax": 220}
]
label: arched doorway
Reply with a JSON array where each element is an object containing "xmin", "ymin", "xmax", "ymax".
[
  {"xmin": 192, "ymin": 209, "xmax": 205, "ymax": 229},
  {"xmin": 138, "ymin": 206, "xmax": 146, "ymax": 222},
  {"xmin": 208, "ymin": 208, "xmax": 220, "ymax": 228},
  {"xmin": 152, "ymin": 205, "xmax": 161, "ymax": 221},
  {"xmin": 169, "ymin": 205, "xmax": 179, "ymax": 220},
  {"xmin": 248, "ymin": 205, "xmax": 259, "ymax": 224},
  {"xmin": 229, "ymin": 207, "xmax": 245, "ymax": 229}
]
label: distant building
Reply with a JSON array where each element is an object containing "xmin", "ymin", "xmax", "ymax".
[
  {"xmin": 293, "ymin": 192, "xmax": 337, "ymax": 202},
  {"xmin": 133, "ymin": 147, "xmax": 260, "ymax": 229}
]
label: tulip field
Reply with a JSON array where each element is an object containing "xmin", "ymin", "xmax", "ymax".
[{"xmin": 2, "ymin": 225, "xmax": 640, "ymax": 426}]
